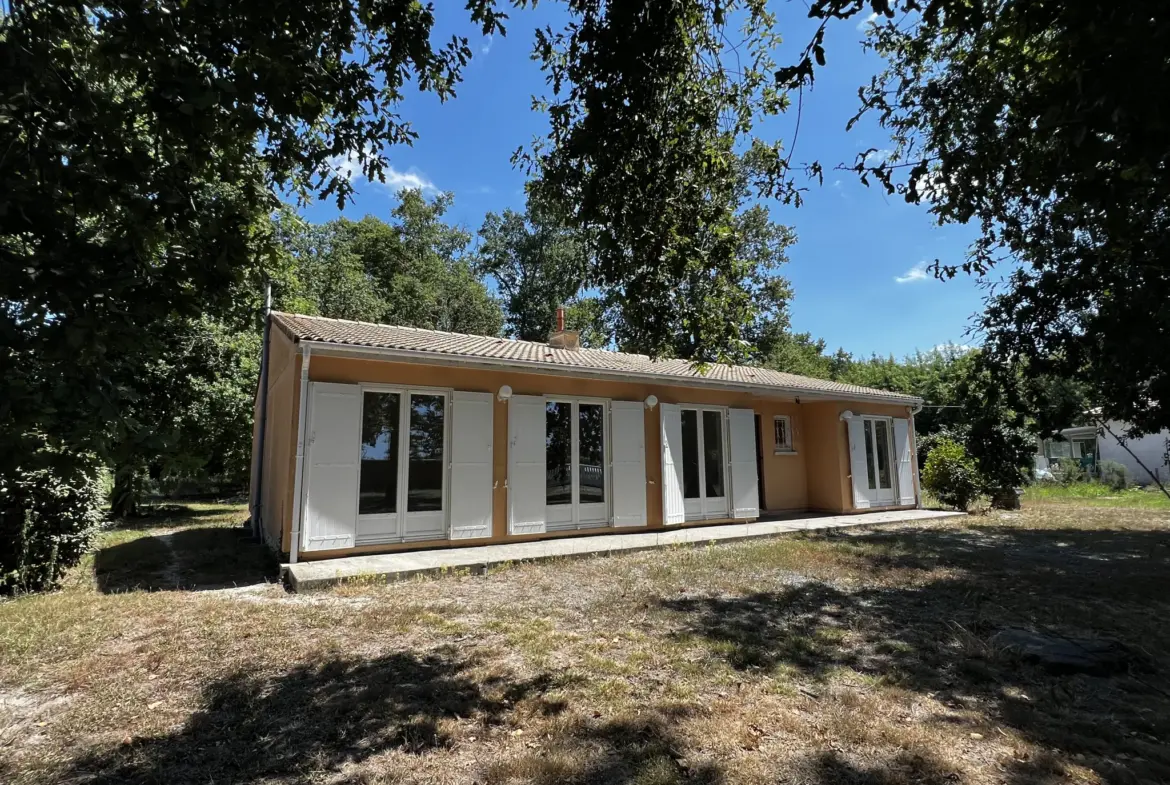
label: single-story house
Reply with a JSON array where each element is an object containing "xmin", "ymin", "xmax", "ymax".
[
  {"xmin": 1036, "ymin": 422, "xmax": 1170, "ymax": 485},
  {"xmin": 248, "ymin": 312, "xmax": 924, "ymax": 563}
]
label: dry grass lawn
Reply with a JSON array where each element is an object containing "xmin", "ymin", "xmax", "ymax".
[{"xmin": 2, "ymin": 502, "xmax": 1169, "ymax": 785}]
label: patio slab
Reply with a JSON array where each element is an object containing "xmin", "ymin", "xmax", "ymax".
[{"xmin": 282, "ymin": 509, "xmax": 965, "ymax": 592}]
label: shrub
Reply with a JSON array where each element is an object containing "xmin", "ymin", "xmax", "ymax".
[
  {"xmin": 922, "ymin": 438, "xmax": 981, "ymax": 511},
  {"xmin": 1098, "ymin": 460, "xmax": 1130, "ymax": 491},
  {"xmin": 0, "ymin": 443, "xmax": 106, "ymax": 595}
]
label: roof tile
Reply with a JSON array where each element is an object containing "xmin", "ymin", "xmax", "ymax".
[{"xmin": 272, "ymin": 312, "xmax": 919, "ymax": 404}]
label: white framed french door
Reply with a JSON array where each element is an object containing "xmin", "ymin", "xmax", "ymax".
[
  {"xmin": 680, "ymin": 406, "xmax": 730, "ymax": 520},
  {"xmin": 860, "ymin": 416, "xmax": 897, "ymax": 506},
  {"xmin": 544, "ymin": 398, "xmax": 610, "ymax": 531},
  {"xmin": 355, "ymin": 385, "xmax": 450, "ymax": 545}
]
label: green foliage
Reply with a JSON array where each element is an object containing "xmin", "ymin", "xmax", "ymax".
[
  {"xmin": 276, "ymin": 191, "xmax": 503, "ymax": 336},
  {"xmin": 1, "ymin": 0, "xmax": 508, "ymax": 453},
  {"xmin": 784, "ymin": 0, "xmax": 1170, "ymax": 435},
  {"xmin": 476, "ymin": 196, "xmax": 589, "ymax": 342},
  {"xmin": 921, "ymin": 439, "xmax": 980, "ymax": 512},
  {"xmin": 1, "ymin": 441, "xmax": 105, "ymax": 595},
  {"xmin": 1098, "ymin": 460, "xmax": 1130, "ymax": 492},
  {"xmin": 0, "ymin": 0, "xmax": 511, "ymax": 581},
  {"xmin": 524, "ymin": 0, "xmax": 800, "ymax": 362},
  {"xmin": 563, "ymin": 297, "xmax": 617, "ymax": 349}
]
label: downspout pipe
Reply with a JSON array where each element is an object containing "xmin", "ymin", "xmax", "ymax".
[
  {"xmin": 910, "ymin": 400, "xmax": 924, "ymax": 508},
  {"xmin": 288, "ymin": 344, "xmax": 312, "ymax": 564},
  {"xmin": 249, "ymin": 283, "xmax": 274, "ymax": 540}
]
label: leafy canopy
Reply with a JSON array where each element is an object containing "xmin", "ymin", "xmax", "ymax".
[
  {"xmin": 521, "ymin": 0, "xmax": 800, "ymax": 362},
  {"xmin": 0, "ymin": 0, "xmax": 510, "ymax": 465},
  {"xmin": 780, "ymin": 0, "xmax": 1170, "ymax": 435}
]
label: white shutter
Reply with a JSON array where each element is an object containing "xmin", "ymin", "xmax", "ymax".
[
  {"xmin": 610, "ymin": 401, "xmax": 647, "ymax": 527},
  {"xmin": 845, "ymin": 413, "xmax": 872, "ymax": 509},
  {"xmin": 303, "ymin": 382, "xmax": 361, "ymax": 551},
  {"xmin": 728, "ymin": 408, "xmax": 759, "ymax": 519},
  {"xmin": 893, "ymin": 417, "xmax": 916, "ymax": 506},
  {"xmin": 449, "ymin": 391, "xmax": 494, "ymax": 540},
  {"xmin": 660, "ymin": 403, "xmax": 685, "ymax": 525},
  {"xmin": 508, "ymin": 395, "xmax": 547, "ymax": 535}
]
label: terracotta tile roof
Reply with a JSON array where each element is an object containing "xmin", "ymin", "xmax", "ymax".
[{"xmin": 272, "ymin": 312, "xmax": 921, "ymax": 404}]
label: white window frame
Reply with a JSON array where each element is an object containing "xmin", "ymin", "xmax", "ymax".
[
  {"xmin": 354, "ymin": 384, "xmax": 452, "ymax": 545},
  {"xmin": 773, "ymin": 415, "xmax": 795, "ymax": 454},
  {"xmin": 543, "ymin": 396, "xmax": 612, "ymax": 530},
  {"xmin": 860, "ymin": 415, "xmax": 897, "ymax": 504},
  {"xmin": 679, "ymin": 405, "xmax": 731, "ymax": 520}
]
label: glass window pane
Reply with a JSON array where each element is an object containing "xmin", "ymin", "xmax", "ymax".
[
  {"xmin": 864, "ymin": 419, "xmax": 877, "ymax": 490},
  {"xmin": 703, "ymin": 410, "xmax": 725, "ymax": 498},
  {"xmin": 407, "ymin": 394, "xmax": 445, "ymax": 512},
  {"xmin": 546, "ymin": 401, "xmax": 572, "ymax": 505},
  {"xmin": 874, "ymin": 419, "xmax": 892, "ymax": 490},
  {"xmin": 578, "ymin": 403, "xmax": 605, "ymax": 504},
  {"xmin": 681, "ymin": 409, "xmax": 700, "ymax": 499},
  {"xmin": 775, "ymin": 417, "xmax": 789, "ymax": 450},
  {"xmin": 360, "ymin": 392, "xmax": 399, "ymax": 515}
]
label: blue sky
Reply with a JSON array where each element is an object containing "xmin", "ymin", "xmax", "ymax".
[{"xmin": 300, "ymin": 3, "xmax": 990, "ymax": 359}]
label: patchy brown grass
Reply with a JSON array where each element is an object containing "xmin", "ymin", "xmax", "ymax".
[{"xmin": 2, "ymin": 502, "xmax": 1168, "ymax": 785}]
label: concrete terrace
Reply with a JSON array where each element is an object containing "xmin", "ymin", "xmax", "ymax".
[{"xmin": 283, "ymin": 508, "xmax": 964, "ymax": 592}]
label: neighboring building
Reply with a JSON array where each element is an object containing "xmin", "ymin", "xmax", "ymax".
[
  {"xmin": 1036, "ymin": 423, "xmax": 1170, "ymax": 485},
  {"xmin": 249, "ymin": 312, "xmax": 923, "ymax": 562}
]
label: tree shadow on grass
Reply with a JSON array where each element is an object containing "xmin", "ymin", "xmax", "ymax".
[
  {"xmin": 95, "ymin": 526, "xmax": 278, "ymax": 592},
  {"xmin": 481, "ymin": 703, "xmax": 722, "ymax": 785},
  {"xmin": 62, "ymin": 648, "xmax": 563, "ymax": 785},
  {"xmin": 661, "ymin": 525, "xmax": 1170, "ymax": 785},
  {"xmin": 796, "ymin": 749, "xmax": 962, "ymax": 785}
]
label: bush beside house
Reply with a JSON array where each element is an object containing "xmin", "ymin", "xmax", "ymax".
[{"xmin": 921, "ymin": 438, "xmax": 982, "ymax": 511}]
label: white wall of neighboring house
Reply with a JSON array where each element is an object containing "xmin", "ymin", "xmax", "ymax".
[{"xmin": 1097, "ymin": 421, "xmax": 1170, "ymax": 486}]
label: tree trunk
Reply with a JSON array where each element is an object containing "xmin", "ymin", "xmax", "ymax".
[{"xmin": 110, "ymin": 465, "xmax": 141, "ymax": 518}]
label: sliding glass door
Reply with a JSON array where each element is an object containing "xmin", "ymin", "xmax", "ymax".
[
  {"xmin": 545, "ymin": 399, "xmax": 608, "ymax": 530},
  {"xmin": 680, "ymin": 407, "xmax": 728, "ymax": 519},
  {"xmin": 357, "ymin": 388, "xmax": 448, "ymax": 543}
]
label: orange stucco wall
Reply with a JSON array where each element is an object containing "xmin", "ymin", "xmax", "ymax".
[
  {"xmin": 803, "ymin": 400, "xmax": 921, "ymax": 513},
  {"xmin": 249, "ymin": 326, "xmax": 299, "ymax": 551},
  {"xmin": 260, "ymin": 342, "xmax": 917, "ymax": 560}
]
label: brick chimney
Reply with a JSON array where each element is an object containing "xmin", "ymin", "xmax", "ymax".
[{"xmin": 547, "ymin": 305, "xmax": 580, "ymax": 350}]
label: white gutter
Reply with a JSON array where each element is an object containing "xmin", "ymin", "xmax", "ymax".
[
  {"xmin": 298, "ymin": 340, "xmax": 923, "ymax": 408},
  {"xmin": 287, "ymin": 345, "xmax": 312, "ymax": 564}
]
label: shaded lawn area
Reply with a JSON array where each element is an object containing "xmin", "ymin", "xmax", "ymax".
[
  {"xmin": 1, "ymin": 504, "xmax": 1169, "ymax": 785},
  {"xmin": 93, "ymin": 502, "xmax": 277, "ymax": 592}
]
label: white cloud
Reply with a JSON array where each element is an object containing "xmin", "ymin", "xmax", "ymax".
[
  {"xmin": 327, "ymin": 143, "xmax": 437, "ymax": 194},
  {"xmin": 481, "ymin": 34, "xmax": 493, "ymax": 55},
  {"xmin": 934, "ymin": 342, "xmax": 975, "ymax": 354},
  {"xmin": 913, "ymin": 169, "xmax": 948, "ymax": 202},
  {"xmin": 856, "ymin": 11, "xmax": 879, "ymax": 31},
  {"xmin": 895, "ymin": 262, "xmax": 931, "ymax": 284},
  {"xmin": 383, "ymin": 167, "xmax": 437, "ymax": 193},
  {"xmin": 328, "ymin": 145, "xmax": 369, "ymax": 183},
  {"xmin": 862, "ymin": 148, "xmax": 893, "ymax": 166}
]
